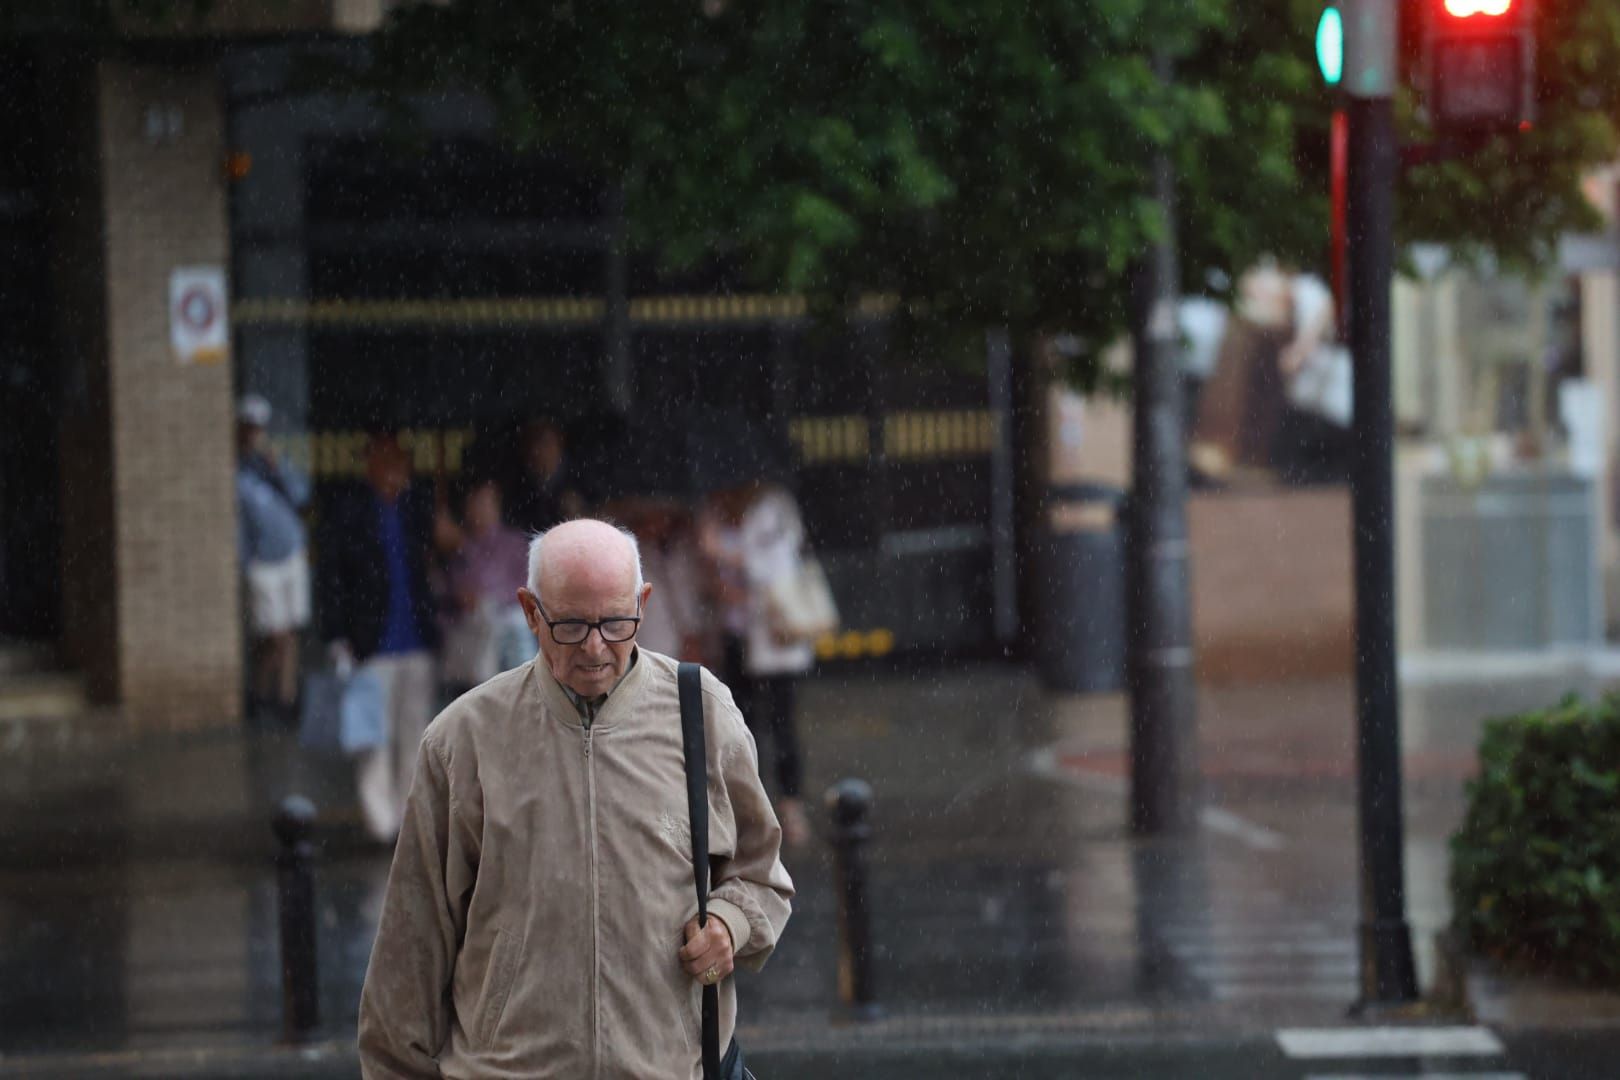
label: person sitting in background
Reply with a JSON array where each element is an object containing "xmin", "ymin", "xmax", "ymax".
[
  {"xmin": 235, "ymin": 394, "xmax": 311, "ymax": 728},
  {"xmin": 437, "ymin": 474, "xmax": 535, "ymax": 691},
  {"xmin": 1189, "ymin": 258, "xmax": 1296, "ymax": 482}
]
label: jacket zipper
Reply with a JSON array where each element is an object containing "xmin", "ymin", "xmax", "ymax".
[{"xmin": 584, "ymin": 714, "xmax": 599, "ymax": 1079}]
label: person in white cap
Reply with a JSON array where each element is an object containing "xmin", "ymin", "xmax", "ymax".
[{"xmin": 236, "ymin": 394, "xmax": 311, "ymax": 726}]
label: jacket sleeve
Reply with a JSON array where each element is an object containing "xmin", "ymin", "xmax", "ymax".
[
  {"xmin": 358, "ymin": 728, "xmax": 478, "ymax": 1078},
  {"xmin": 706, "ymin": 694, "xmax": 795, "ymax": 971}
]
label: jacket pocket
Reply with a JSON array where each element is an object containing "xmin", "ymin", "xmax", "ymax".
[{"xmin": 476, "ymin": 927, "xmax": 522, "ymax": 1049}]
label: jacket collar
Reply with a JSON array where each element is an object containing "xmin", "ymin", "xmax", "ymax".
[{"xmin": 534, "ymin": 648, "xmax": 650, "ymax": 733}]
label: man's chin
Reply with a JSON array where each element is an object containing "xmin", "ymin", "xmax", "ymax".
[{"xmin": 569, "ymin": 667, "xmax": 615, "ymax": 695}]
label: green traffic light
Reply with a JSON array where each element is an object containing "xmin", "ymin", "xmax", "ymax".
[{"xmin": 1317, "ymin": 5, "xmax": 1344, "ymax": 86}]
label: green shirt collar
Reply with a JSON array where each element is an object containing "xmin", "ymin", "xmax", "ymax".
[{"xmin": 560, "ymin": 648, "xmax": 639, "ymax": 722}]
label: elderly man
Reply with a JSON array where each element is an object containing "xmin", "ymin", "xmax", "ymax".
[{"xmin": 358, "ymin": 518, "xmax": 793, "ymax": 1079}]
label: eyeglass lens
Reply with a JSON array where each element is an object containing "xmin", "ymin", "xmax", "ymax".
[{"xmin": 552, "ymin": 619, "xmax": 638, "ymax": 644}]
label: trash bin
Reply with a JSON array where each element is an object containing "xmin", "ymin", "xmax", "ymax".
[{"xmin": 1036, "ymin": 483, "xmax": 1127, "ymax": 693}]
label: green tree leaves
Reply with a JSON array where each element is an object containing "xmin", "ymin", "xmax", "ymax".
[{"xmin": 360, "ymin": 0, "xmax": 1620, "ymax": 360}]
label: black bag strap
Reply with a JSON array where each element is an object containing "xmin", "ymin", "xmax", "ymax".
[{"xmin": 678, "ymin": 662, "xmax": 722, "ymax": 1080}]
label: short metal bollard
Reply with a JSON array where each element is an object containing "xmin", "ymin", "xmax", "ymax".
[
  {"xmin": 825, "ymin": 778, "xmax": 882, "ymax": 1021},
  {"xmin": 273, "ymin": 795, "xmax": 320, "ymax": 1043}
]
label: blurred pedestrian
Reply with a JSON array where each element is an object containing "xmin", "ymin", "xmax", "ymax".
[
  {"xmin": 700, "ymin": 479, "xmax": 819, "ymax": 848},
  {"xmin": 1190, "ymin": 259, "xmax": 1296, "ymax": 481},
  {"xmin": 318, "ymin": 433, "xmax": 440, "ymax": 844},
  {"xmin": 505, "ymin": 417, "xmax": 587, "ymax": 532},
  {"xmin": 235, "ymin": 394, "xmax": 311, "ymax": 727},
  {"xmin": 617, "ymin": 497, "xmax": 710, "ymax": 662},
  {"xmin": 436, "ymin": 474, "xmax": 535, "ymax": 691},
  {"xmin": 358, "ymin": 518, "xmax": 792, "ymax": 1077}
]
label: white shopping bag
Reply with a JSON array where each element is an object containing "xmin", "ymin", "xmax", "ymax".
[{"xmin": 1288, "ymin": 343, "xmax": 1353, "ymax": 428}]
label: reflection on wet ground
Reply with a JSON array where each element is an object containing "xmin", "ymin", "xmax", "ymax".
[{"xmin": 0, "ymin": 663, "xmax": 1609, "ymax": 1056}]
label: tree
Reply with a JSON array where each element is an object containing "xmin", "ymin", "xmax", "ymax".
[
  {"xmin": 12, "ymin": 1, "xmax": 1616, "ymax": 319},
  {"xmin": 371, "ymin": 0, "xmax": 1242, "ymax": 354},
  {"xmin": 366, "ymin": 0, "xmax": 1620, "ymax": 337}
]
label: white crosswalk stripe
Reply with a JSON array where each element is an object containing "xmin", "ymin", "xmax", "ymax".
[
  {"xmin": 1277, "ymin": 1027, "xmax": 1506, "ymax": 1058},
  {"xmin": 1156, "ymin": 918, "xmax": 1358, "ymax": 1003},
  {"xmin": 1306, "ymin": 1074, "xmax": 1525, "ymax": 1080},
  {"xmin": 1171, "ymin": 938, "xmax": 1357, "ymax": 958},
  {"xmin": 1280, "ymin": 1025, "xmax": 1519, "ymax": 1080},
  {"xmin": 1210, "ymin": 981, "xmax": 1357, "ymax": 1002}
]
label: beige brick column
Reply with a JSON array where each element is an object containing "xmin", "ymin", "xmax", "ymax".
[{"xmin": 98, "ymin": 59, "xmax": 241, "ymax": 733}]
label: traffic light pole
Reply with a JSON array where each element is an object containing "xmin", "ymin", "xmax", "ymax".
[{"xmin": 1344, "ymin": 0, "xmax": 1419, "ymax": 1009}]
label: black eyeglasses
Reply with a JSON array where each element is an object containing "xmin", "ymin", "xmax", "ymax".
[{"xmin": 536, "ymin": 601, "xmax": 642, "ymax": 645}]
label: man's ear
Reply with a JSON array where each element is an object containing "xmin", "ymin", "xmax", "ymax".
[
  {"xmin": 517, "ymin": 587, "xmax": 541, "ymax": 630},
  {"xmin": 640, "ymin": 582, "xmax": 654, "ymax": 611}
]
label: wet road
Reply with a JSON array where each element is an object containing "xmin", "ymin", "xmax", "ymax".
[
  {"xmin": 3, "ymin": 662, "xmax": 1619, "ymax": 1070},
  {"xmin": 6, "ymin": 1026, "xmax": 1620, "ymax": 1077}
]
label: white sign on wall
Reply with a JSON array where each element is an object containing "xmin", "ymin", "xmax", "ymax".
[{"xmin": 169, "ymin": 266, "xmax": 229, "ymax": 366}]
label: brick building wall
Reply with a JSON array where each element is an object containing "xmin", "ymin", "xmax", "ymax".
[{"xmin": 96, "ymin": 59, "xmax": 241, "ymax": 732}]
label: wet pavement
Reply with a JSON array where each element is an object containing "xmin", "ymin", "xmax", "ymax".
[
  {"xmin": 3, "ymin": 659, "xmax": 1619, "ymax": 1074},
  {"xmin": 9, "ymin": 1027, "xmax": 1620, "ymax": 1078}
]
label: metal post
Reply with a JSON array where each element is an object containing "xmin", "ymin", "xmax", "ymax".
[
  {"xmin": 603, "ymin": 183, "xmax": 632, "ymax": 414},
  {"xmin": 1345, "ymin": 0, "xmax": 1419, "ymax": 1008},
  {"xmin": 1127, "ymin": 52, "xmax": 1199, "ymax": 836},
  {"xmin": 825, "ymin": 778, "xmax": 881, "ymax": 1021},
  {"xmin": 986, "ymin": 328, "xmax": 1020, "ymax": 646},
  {"xmin": 273, "ymin": 795, "xmax": 320, "ymax": 1042}
]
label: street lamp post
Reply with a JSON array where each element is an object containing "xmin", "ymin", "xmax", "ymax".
[{"xmin": 1128, "ymin": 51, "xmax": 1199, "ymax": 836}]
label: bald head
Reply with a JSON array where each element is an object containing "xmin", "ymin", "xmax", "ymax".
[{"xmin": 527, "ymin": 519, "xmax": 643, "ymax": 603}]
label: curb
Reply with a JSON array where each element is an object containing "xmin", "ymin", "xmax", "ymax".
[{"xmin": 0, "ymin": 1038, "xmax": 356, "ymax": 1078}]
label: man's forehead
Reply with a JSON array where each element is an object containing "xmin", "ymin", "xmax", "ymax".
[
  {"xmin": 541, "ymin": 573, "xmax": 639, "ymax": 616},
  {"xmin": 540, "ymin": 534, "xmax": 637, "ymax": 599}
]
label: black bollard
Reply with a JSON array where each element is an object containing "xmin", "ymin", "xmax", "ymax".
[
  {"xmin": 825, "ymin": 778, "xmax": 882, "ymax": 1022},
  {"xmin": 273, "ymin": 795, "xmax": 320, "ymax": 1043}
]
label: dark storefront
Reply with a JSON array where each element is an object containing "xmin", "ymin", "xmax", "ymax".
[
  {"xmin": 226, "ymin": 42, "xmax": 1015, "ymax": 661},
  {"xmin": 0, "ymin": 51, "xmax": 60, "ymax": 643}
]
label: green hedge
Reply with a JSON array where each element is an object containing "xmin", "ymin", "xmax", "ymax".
[{"xmin": 1450, "ymin": 694, "xmax": 1620, "ymax": 984}]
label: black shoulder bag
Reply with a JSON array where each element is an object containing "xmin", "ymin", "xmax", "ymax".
[{"xmin": 678, "ymin": 662, "xmax": 753, "ymax": 1080}]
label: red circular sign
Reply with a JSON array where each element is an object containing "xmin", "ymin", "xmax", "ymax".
[{"xmin": 178, "ymin": 285, "xmax": 217, "ymax": 332}]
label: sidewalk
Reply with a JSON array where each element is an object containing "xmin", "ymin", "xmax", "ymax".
[{"xmin": 2, "ymin": 660, "xmax": 1617, "ymax": 1074}]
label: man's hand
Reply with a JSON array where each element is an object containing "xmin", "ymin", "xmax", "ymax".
[{"xmin": 679, "ymin": 916, "xmax": 734, "ymax": 985}]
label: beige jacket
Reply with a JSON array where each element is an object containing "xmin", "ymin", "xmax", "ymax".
[{"xmin": 357, "ymin": 650, "xmax": 794, "ymax": 1079}]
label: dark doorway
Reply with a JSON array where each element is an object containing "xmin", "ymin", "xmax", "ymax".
[{"xmin": 0, "ymin": 52, "xmax": 62, "ymax": 641}]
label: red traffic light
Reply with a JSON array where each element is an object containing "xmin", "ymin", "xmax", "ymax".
[
  {"xmin": 1426, "ymin": 0, "xmax": 1533, "ymax": 132},
  {"xmin": 1443, "ymin": 0, "xmax": 1514, "ymax": 16}
]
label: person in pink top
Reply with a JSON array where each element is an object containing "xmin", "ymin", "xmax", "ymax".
[{"xmin": 437, "ymin": 475, "xmax": 535, "ymax": 690}]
